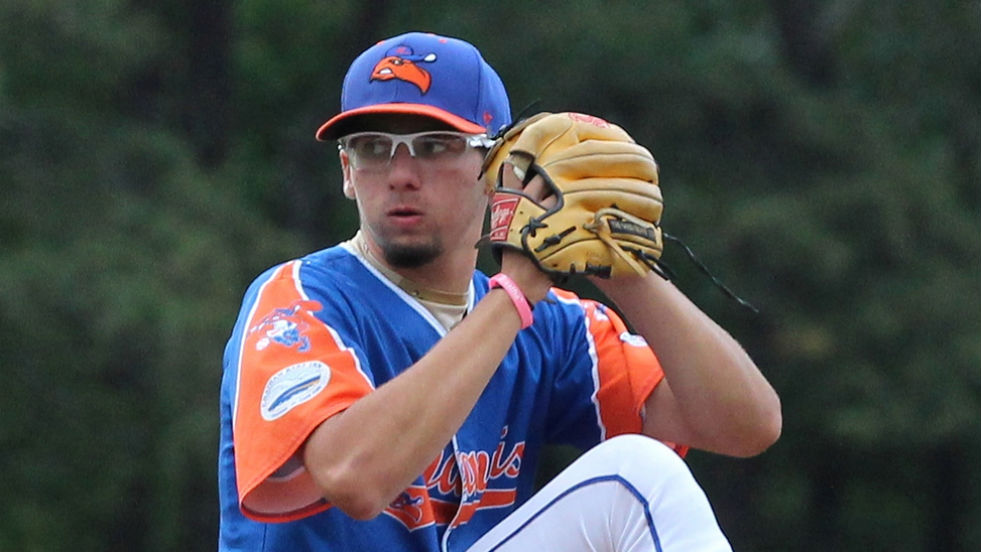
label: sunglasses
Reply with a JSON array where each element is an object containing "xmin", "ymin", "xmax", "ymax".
[{"xmin": 339, "ymin": 131, "xmax": 494, "ymax": 170}]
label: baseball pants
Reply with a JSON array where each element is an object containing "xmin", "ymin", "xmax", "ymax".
[{"xmin": 466, "ymin": 434, "xmax": 733, "ymax": 552}]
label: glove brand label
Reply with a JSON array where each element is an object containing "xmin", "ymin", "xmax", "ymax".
[
  {"xmin": 567, "ymin": 112, "xmax": 610, "ymax": 127},
  {"xmin": 609, "ymin": 218, "xmax": 658, "ymax": 240},
  {"xmin": 489, "ymin": 196, "xmax": 520, "ymax": 241}
]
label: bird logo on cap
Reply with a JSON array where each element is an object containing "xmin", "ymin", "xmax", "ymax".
[{"xmin": 370, "ymin": 44, "xmax": 438, "ymax": 94}]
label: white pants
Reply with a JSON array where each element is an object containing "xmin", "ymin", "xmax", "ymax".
[{"xmin": 467, "ymin": 434, "xmax": 733, "ymax": 552}]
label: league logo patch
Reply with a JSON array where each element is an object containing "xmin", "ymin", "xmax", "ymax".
[
  {"xmin": 260, "ymin": 361, "xmax": 330, "ymax": 421},
  {"xmin": 371, "ymin": 44, "xmax": 438, "ymax": 93}
]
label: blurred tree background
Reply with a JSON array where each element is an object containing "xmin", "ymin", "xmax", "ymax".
[{"xmin": 1, "ymin": 0, "xmax": 978, "ymax": 550}]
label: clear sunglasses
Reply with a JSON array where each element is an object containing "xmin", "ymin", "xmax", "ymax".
[{"xmin": 339, "ymin": 131, "xmax": 494, "ymax": 170}]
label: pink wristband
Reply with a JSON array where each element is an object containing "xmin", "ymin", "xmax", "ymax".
[{"xmin": 488, "ymin": 273, "xmax": 534, "ymax": 329}]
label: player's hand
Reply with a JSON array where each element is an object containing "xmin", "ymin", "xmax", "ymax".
[{"xmin": 498, "ymin": 161, "xmax": 554, "ymax": 304}]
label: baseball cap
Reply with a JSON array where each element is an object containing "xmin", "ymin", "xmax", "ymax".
[{"xmin": 316, "ymin": 32, "xmax": 512, "ymax": 141}]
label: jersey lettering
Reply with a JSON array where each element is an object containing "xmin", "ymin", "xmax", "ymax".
[{"xmin": 385, "ymin": 427, "xmax": 526, "ymax": 532}]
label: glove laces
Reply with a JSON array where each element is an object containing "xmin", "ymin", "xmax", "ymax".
[{"xmin": 659, "ymin": 233, "xmax": 760, "ymax": 314}]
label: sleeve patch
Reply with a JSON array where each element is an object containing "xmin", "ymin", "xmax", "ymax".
[
  {"xmin": 249, "ymin": 299, "xmax": 323, "ymax": 352},
  {"xmin": 260, "ymin": 361, "xmax": 331, "ymax": 421}
]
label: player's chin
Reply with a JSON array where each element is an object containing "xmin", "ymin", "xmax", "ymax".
[{"xmin": 378, "ymin": 237, "xmax": 443, "ymax": 269}]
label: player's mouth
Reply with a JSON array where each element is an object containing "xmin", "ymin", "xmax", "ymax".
[{"xmin": 387, "ymin": 206, "xmax": 424, "ymax": 226}]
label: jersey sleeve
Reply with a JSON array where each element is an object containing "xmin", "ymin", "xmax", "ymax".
[
  {"xmin": 228, "ymin": 261, "xmax": 375, "ymax": 522},
  {"xmin": 547, "ymin": 289, "xmax": 686, "ymax": 455}
]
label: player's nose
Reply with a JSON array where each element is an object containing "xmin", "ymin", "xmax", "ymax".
[{"xmin": 386, "ymin": 145, "xmax": 422, "ymax": 190}]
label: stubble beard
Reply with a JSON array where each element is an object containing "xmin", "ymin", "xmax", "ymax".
[{"xmin": 379, "ymin": 237, "xmax": 443, "ymax": 269}]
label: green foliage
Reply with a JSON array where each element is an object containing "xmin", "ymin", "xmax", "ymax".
[
  {"xmin": 0, "ymin": 111, "xmax": 303, "ymax": 549},
  {"xmin": 1, "ymin": 0, "xmax": 977, "ymax": 550}
]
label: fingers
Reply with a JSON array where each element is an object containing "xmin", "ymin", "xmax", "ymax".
[
  {"xmin": 499, "ymin": 159, "xmax": 526, "ymax": 190},
  {"xmin": 501, "ymin": 160, "xmax": 557, "ymax": 209},
  {"xmin": 524, "ymin": 174, "xmax": 558, "ymax": 209}
]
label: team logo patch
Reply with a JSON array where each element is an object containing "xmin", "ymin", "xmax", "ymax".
[
  {"xmin": 371, "ymin": 44, "xmax": 437, "ymax": 93},
  {"xmin": 250, "ymin": 300, "xmax": 321, "ymax": 353},
  {"xmin": 260, "ymin": 361, "xmax": 330, "ymax": 421}
]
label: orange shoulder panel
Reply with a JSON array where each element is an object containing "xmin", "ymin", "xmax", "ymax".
[{"xmin": 233, "ymin": 262, "xmax": 374, "ymax": 520}]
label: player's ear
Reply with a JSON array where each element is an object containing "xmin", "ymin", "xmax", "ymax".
[{"xmin": 339, "ymin": 149, "xmax": 357, "ymax": 199}]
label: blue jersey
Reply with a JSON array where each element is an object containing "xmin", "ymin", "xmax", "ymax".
[{"xmin": 218, "ymin": 244, "xmax": 671, "ymax": 551}]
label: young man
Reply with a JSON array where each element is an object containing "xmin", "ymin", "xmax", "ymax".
[{"xmin": 218, "ymin": 31, "xmax": 781, "ymax": 551}]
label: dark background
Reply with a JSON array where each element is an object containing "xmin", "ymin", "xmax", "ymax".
[{"xmin": 1, "ymin": 1, "xmax": 978, "ymax": 550}]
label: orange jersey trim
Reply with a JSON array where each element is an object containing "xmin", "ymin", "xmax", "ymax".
[
  {"xmin": 551, "ymin": 289, "xmax": 686, "ymax": 456},
  {"xmin": 232, "ymin": 261, "xmax": 374, "ymax": 521}
]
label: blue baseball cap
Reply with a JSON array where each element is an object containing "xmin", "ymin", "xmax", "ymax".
[{"xmin": 316, "ymin": 32, "xmax": 512, "ymax": 141}]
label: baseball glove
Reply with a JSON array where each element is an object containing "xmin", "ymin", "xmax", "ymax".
[{"xmin": 481, "ymin": 112, "xmax": 665, "ymax": 279}]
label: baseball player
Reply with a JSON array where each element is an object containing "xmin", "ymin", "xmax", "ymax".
[{"xmin": 218, "ymin": 31, "xmax": 781, "ymax": 551}]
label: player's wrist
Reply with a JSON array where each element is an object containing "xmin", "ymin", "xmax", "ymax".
[
  {"xmin": 499, "ymin": 251, "xmax": 551, "ymax": 304},
  {"xmin": 488, "ymin": 273, "xmax": 535, "ymax": 329}
]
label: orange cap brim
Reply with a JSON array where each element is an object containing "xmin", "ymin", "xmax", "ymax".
[{"xmin": 315, "ymin": 103, "xmax": 487, "ymax": 141}]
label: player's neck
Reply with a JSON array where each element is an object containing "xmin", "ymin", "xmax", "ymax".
[{"xmin": 351, "ymin": 231, "xmax": 475, "ymax": 303}]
